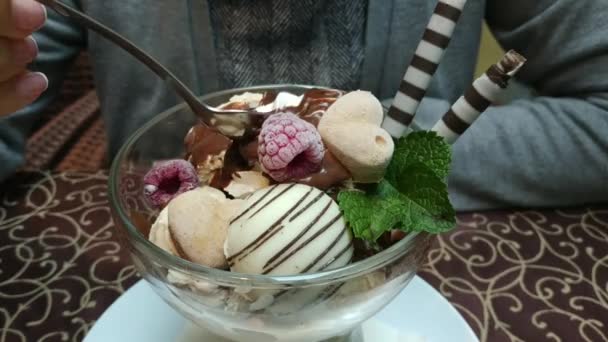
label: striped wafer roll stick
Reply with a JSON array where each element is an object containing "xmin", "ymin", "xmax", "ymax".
[
  {"xmin": 431, "ymin": 50, "xmax": 527, "ymax": 144},
  {"xmin": 383, "ymin": 0, "xmax": 469, "ymax": 138}
]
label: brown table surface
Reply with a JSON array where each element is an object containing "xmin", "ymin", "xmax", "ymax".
[{"xmin": 1, "ymin": 171, "xmax": 607, "ymax": 342}]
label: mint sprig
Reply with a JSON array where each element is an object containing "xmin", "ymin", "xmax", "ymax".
[
  {"xmin": 386, "ymin": 130, "xmax": 451, "ymax": 181},
  {"xmin": 338, "ymin": 131, "xmax": 455, "ymax": 242}
]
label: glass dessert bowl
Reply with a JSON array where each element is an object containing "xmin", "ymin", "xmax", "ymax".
[{"xmin": 109, "ymin": 85, "xmax": 436, "ymax": 342}]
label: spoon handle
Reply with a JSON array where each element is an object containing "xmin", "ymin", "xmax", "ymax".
[{"xmin": 35, "ymin": 0, "xmax": 213, "ymax": 121}]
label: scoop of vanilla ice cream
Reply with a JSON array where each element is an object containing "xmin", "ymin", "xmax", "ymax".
[
  {"xmin": 211, "ymin": 91, "xmax": 304, "ymax": 136},
  {"xmin": 224, "ymin": 183, "xmax": 353, "ymax": 275},
  {"xmin": 211, "ymin": 92, "xmax": 264, "ymax": 136},
  {"xmin": 227, "ymin": 92, "xmax": 265, "ymax": 106},
  {"xmin": 224, "ymin": 171, "xmax": 270, "ymax": 198},
  {"xmin": 149, "ymin": 198, "xmax": 235, "ymax": 299},
  {"xmin": 256, "ymin": 91, "xmax": 303, "ymax": 113}
]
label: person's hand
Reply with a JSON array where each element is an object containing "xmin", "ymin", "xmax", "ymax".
[{"xmin": 0, "ymin": 0, "xmax": 48, "ymax": 116}]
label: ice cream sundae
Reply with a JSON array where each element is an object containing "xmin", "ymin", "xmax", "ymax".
[
  {"xmin": 128, "ymin": 1, "xmax": 527, "ymax": 339},
  {"xmin": 142, "ymin": 44, "xmax": 527, "ymax": 279}
]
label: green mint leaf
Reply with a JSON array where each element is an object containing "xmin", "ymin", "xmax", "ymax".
[
  {"xmin": 338, "ymin": 131, "xmax": 455, "ymax": 242},
  {"xmin": 338, "ymin": 189, "xmax": 403, "ymax": 242},
  {"xmin": 337, "ymin": 191, "xmax": 377, "ymax": 241},
  {"xmin": 386, "ymin": 131, "xmax": 451, "ymax": 181},
  {"xmin": 381, "ymin": 163, "xmax": 456, "ymax": 233}
]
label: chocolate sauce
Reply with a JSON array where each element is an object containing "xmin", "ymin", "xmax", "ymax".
[
  {"xmin": 209, "ymin": 138, "xmax": 250, "ymax": 189},
  {"xmin": 184, "ymin": 123, "xmax": 232, "ymax": 166},
  {"xmin": 284, "ymin": 89, "xmax": 343, "ymax": 127},
  {"xmin": 296, "ymin": 151, "xmax": 351, "ymax": 190},
  {"xmin": 185, "ymin": 89, "xmax": 348, "ymax": 192},
  {"xmin": 259, "ymin": 91, "xmax": 279, "ymax": 106},
  {"xmin": 129, "ymin": 210, "xmax": 153, "ymax": 237},
  {"xmin": 239, "ymin": 140, "xmax": 259, "ymax": 166},
  {"xmin": 352, "ymin": 239, "xmax": 381, "ymax": 261}
]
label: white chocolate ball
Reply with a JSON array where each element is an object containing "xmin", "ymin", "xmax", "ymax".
[{"xmin": 225, "ymin": 184, "xmax": 353, "ymax": 275}]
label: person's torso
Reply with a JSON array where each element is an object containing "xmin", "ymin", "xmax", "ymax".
[{"xmin": 79, "ymin": 0, "xmax": 485, "ymax": 155}]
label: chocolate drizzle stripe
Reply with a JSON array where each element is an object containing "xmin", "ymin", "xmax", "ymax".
[
  {"xmin": 463, "ymin": 86, "xmax": 491, "ymax": 113},
  {"xmin": 226, "ymin": 185, "xmax": 309, "ymax": 263},
  {"xmin": 422, "ymin": 29, "xmax": 451, "ymax": 49},
  {"xmin": 301, "ymin": 225, "xmax": 348, "ymax": 274},
  {"xmin": 320, "ymin": 242, "xmax": 354, "ymax": 271},
  {"xmin": 229, "ymin": 184, "xmax": 278, "ymax": 224},
  {"xmin": 256, "ymin": 189, "xmax": 317, "ymax": 268},
  {"xmin": 262, "ymin": 204, "xmax": 337, "ymax": 274},
  {"xmin": 322, "ymin": 283, "xmax": 345, "ymax": 300},
  {"xmin": 410, "ymin": 55, "xmax": 439, "ymax": 75},
  {"xmin": 247, "ymin": 183, "xmax": 297, "ymax": 221},
  {"xmin": 275, "ymin": 281, "xmax": 345, "ymax": 306},
  {"xmin": 399, "ymin": 81, "xmax": 426, "ymax": 101},
  {"xmin": 387, "ymin": 106, "xmax": 415, "ymax": 126},
  {"xmin": 235, "ymin": 224, "xmax": 284, "ymax": 263},
  {"xmin": 297, "ymin": 283, "xmax": 346, "ymax": 311},
  {"xmin": 434, "ymin": 2, "xmax": 462, "ymax": 22},
  {"xmin": 231, "ymin": 221, "xmax": 283, "ymax": 264},
  {"xmin": 274, "ymin": 289, "xmax": 289, "ymax": 299},
  {"xmin": 442, "ymin": 109, "xmax": 470, "ymax": 135},
  {"xmin": 288, "ymin": 191, "xmax": 325, "ymax": 222}
]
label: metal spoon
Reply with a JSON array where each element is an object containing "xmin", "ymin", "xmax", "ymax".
[{"xmin": 35, "ymin": 0, "xmax": 261, "ymax": 125}]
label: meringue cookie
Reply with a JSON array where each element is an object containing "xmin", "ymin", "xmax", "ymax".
[
  {"xmin": 320, "ymin": 90, "xmax": 384, "ymax": 126},
  {"xmin": 320, "ymin": 122, "xmax": 394, "ymax": 183},
  {"xmin": 148, "ymin": 206, "xmax": 178, "ymax": 255},
  {"xmin": 168, "ymin": 187, "xmax": 244, "ymax": 268},
  {"xmin": 318, "ymin": 91, "xmax": 394, "ymax": 183}
]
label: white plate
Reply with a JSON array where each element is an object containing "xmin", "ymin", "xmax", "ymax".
[{"xmin": 85, "ymin": 276, "xmax": 478, "ymax": 342}]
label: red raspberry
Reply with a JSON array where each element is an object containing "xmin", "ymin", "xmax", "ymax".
[
  {"xmin": 143, "ymin": 159, "xmax": 199, "ymax": 208},
  {"xmin": 258, "ymin": 113, "xmax": 324, "ymax": 182}
]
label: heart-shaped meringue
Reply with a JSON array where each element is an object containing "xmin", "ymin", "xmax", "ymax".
[{"xmin": 318, "ymin": 91, "xmax": 394, "ymax": 183}]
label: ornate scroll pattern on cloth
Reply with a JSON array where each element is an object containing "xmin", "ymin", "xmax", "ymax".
[
  {"xmin": 420, "ymin": 209, "xmax": 608, "ymax": 342},
  {"xmin": 0, "ymin": 172, "xmax": 137, "ymax": 342},
  {"xmin": 1, "ymin": 171, "xmax": 607, "ymax": 341}
]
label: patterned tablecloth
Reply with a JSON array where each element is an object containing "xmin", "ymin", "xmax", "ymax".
[{"xmin": 0, "ymin": 171, "xmax": 607, "ymax": 342}]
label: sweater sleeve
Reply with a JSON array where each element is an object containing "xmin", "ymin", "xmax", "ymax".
[
  {"xmin": 434, "ymin": 0, "xmax": 608, "ymax": 210},
  {"xmin": 0, "ymin": 1, "xmax": 85, "ymax": 181}
]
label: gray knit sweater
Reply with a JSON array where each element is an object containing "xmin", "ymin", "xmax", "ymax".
[
  {"xmin": 208, "ymin": 0, "xmax": 367, "ymax": 90},
  {"xmin": 2, "ymin": 0, "xmax": 607, "ymax": 211}
]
